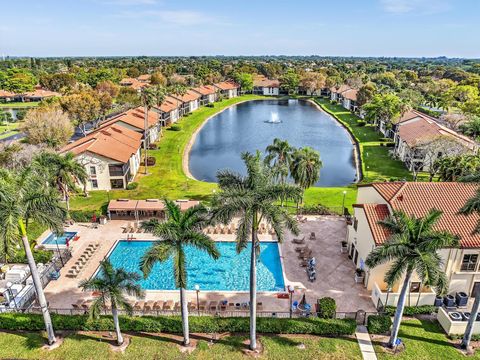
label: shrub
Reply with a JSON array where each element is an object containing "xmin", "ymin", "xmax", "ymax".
[
  {"xmin": 301, "ymin": 204, "xmax": 335, "ymax": 215},
  {"xmin": 70, "ymin": 210, "xmax": 97, "ymax": 222},
  {"xmin": 206, "ymin": 103, "xmax": 214, "ymax": 108},
  {"xmin": 367, "ymin": 315, "xmax": 392, "ymax": 334},
  {"xmin": 384, "ymin": 305, "xmax": 437, "ymax": 316},
  {"xmin": 357, "ymin": 120, "xmax": 366, "ymax": 127},
  {"xmin": 169, "ymin": 125, "xmax": 181, "ymax": 131},
  {"xmin": 10, "ymin": 249, "xmax": 53, "ymax": 264},
  {"xmin": 317, "ymin": 297, "xmax": 336, "ymax": 319},
  {"xmin": 0, "ymin": 313, "xmax": 356, "ymax": 336},
  {"xmin": 126, "ymin": 182, "xmax": 138, "ymax": 190},
  {"xmin": 148, "ymin": 143, "xmax": 158, "ymax": 150}
]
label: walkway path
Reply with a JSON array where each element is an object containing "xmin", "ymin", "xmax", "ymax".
[{"xmin": 356, "ymin": 325, "xmax": 377, "ymax": 360}]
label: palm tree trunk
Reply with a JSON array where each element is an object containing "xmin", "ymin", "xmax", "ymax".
[
  {"xmin": 143, "ymin": 105, "xmax": 149, "ymax": 175},
  {"xmin": 462, "ymin": 288, "xmax": 480, "ymax": 349},
  {"xmin": 112, "ymin": 306, "xmax": 124, "ymax": 345},
  {"xmin": 388, "ymin": 270, "xmax": 412, "ymax": 348},
  {"xmin": 180, "ymin": 287, "xmax": 190, "ymax": 346},
  {"xmin": 18, "ymin": 219, "xmax": 56, "ymax": 345},
  {"xmin": 249, "ymin": 214, "xmax": 258, "ymax": 351}
]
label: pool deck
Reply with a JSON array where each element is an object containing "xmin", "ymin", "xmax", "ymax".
[{"xmin": 43, "ymin": 217, "xmax": 375, "ymax": 313}]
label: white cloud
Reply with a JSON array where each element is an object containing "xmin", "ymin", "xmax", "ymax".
[
  {"xmin": 114, "ymin": 9, "xmax": 218, "ymax": 26},
  {"xmin": 380, "ymin": 0, "xmax": 451, "ymax": 14}
]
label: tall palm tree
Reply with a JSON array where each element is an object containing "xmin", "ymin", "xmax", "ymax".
[
  {"xmin": 79, "ymin": 260, "xmax": 144, "ymax": 346},
  {"xmin": 211, "ymin": 151, "xmax": 301, "ymax": 350},
  {"xmin": 264, "ymin": 138, "xmax": 294, "ymax": 184},
  {"xmin": 34, "ymin": 152, "xmax": 87, "ymax": 212},
  {"xmin": 168, "ymin": 84, "xmax": 188, "ymax": 115},
  {"xmin": 140, "ymin": 86, "xmax": 166, "ymax": 175},
  {"xmin": 290, "ymin": 147, "xmax": 322, "ymax": 205},
  {"xmin": 365, "ymin": 209, "xmax": 459, "ymax": 348},
  {"xmin": 140, "ymin": 200, "xmax": 219, "ymax": 346},
  {"xmin": 0, "ymin": 168, "xmax": 67, "ymax": 345}
]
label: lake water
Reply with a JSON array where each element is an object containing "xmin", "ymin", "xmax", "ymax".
[{"xmin": 188, "ymin": 99, "xmax": 357, "ymax": 187}]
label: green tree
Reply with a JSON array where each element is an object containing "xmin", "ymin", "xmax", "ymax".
[
  {"xmin": 34, "ymin": 152, "xmax": 87, "ymax": 212},
  {"xmin": 435, "ymin": 154, "xmax": 480, "ymax": 181},
  {"xmin": 290, "ymin": 147, "xmax": 322, "ymax": 204},
  {"xmin": 459, "ymin": 116, "xmax": 480, "ymax": 139},
  {"xmin": 60, "ymin": 91, "xmax": 101, "ymax": 136},
  {"xmin": 365, "ymin": 209, "xmax": 459, "ymax": 348},
  {"xmin": 79, "ymin": 260, "xmax": 144, "ymax": 345},
  {"xmin": 140, "ymin": 200, "xmax": 219, "ymax": 346},
  {"xmin": 264, "ymin": 138, "xmax": 294, "ymax": 185},
  {"xmin": 234, "ymin": 72, "xmax": 254, "ymax": 93},
  {"xmin": 362, "ymin": 93, "xmax": 406, "ymax": 126},
  {"xmin": 211, "ymin": 152, "xmax": 301, "ymax": 350},
  {"xmin": 0, "ymin": 168, "xmax": 67, "ymax": 344},
  {"xmin": 39, "ymin": 73, "xmax": 76, "ymax": 93},
  {"xmin": 280, "ymin": 70, "xmax": 300, "ymax": 95},
  {"xmin": 356, "ymin": 83, "xmax": 377, "ymax": 107},
  {"xmin": 3, "ymin": 68, "xmax": 37, "ymax": 93}
]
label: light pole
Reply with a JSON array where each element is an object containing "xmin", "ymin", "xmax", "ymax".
[
  {"xmin": 195, "ymin": 284, "xmax": 200, "ymax": 316},
  {"xmin": 341, "ymin": 190, "xmax": 347, "ymax": 216},
  {"xmin": 288, "ymin": 285, "xmax": 294, "ymax": 318}
]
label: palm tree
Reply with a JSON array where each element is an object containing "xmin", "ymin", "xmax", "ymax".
[
  {"xmin": 34, "ymin": 152, "xmax": 87, "ymax": 212},
  {"xmin": 211, "ymin": 151, "xmax": 301, "ymax": 350},
  {"xmin": 365, "ymin": 209, "xmax": 459, "ymax": 348},
  {"xmin": 290, "ymin": 147, "xmax": 322, "ymax": 205},
  {"xmin": 140, "ymin": 86, "xmax": 166, "ymax": 175},
  {"xmin": 0, "ymin": 168, "xmax": 67, "ymax": 345},
  {"xmin": 168, "ymin": 84, "xmax": 188, "ymax": 115},
  {"xmin": 139, "ymin": 200, "xmax": 219, "ymax": 346},
  {"xmin": 264, "ymin": 138, "xmax": 294, "ymax": 185},
  {"xmin": 79, "ymin": 260, "xmax": 144, "ymax": 346}
]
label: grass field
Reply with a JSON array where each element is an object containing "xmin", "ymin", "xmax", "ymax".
[
  {"xmin": 0, "ymin": 101, "xmax": 39, "ymax": 108},
  {"xmin": 0, "ymin": 121, "xmax": 20, "ymax": 139},
  {"xmin": 70, "ymin": 96, "xmax": 415, "ymax": 214},
  {"xmin": 374, "ymin": 319, "xmax": 480, "ymax": 360},
  {"xmin": 0, "ymin": 331, "xmax": 362, "ymax": 360}
]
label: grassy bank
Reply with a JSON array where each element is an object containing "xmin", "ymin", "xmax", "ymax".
[
  {"xmin": 0, "ymin": 331, "xmax": 361, "ymax": 360},
  {"xmin": 0, "ymin": 101, "xmax": 39, "ymax": 108}
]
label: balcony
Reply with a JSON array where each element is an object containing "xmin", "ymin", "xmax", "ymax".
[
  {"xmin": 372, "ymin": 282, "xmax": 436, "ymax": 309},
  {"xmin": 108, "ymin": 164, "xmax": 129, "ymax": 177}
]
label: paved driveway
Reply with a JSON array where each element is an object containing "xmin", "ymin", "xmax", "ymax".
[{"xmin": 281, "ymin": 216, "xmax": 376, "ymax": 312}]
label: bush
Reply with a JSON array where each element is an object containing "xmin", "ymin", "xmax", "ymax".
[
  {"xmin": 317, "ymin": 297, "xmax": 336, "ymax": 319},
  {"xmin": 148, "ymin": 143, "xmax": 158, "ymax": 150},
  {"xmin": 10, "ymin": 249, "xmax": 53, "ymax": 264},
  {"xmin": 168, "ymin": 125, "xmax": 181, "ymax": 131},
  {"xmin": 384, "ymin": 305, "xmax": 437, "ymax": 316},
  {"xmin": 357, "ymin": 120, "xmax": 366, "ymax": 127},
  {"xmin": 126, "ymin": 182, "xmax": 138, "ymax": 190},
  {"xmin": 206, "ymin": 103, "xmax": 214, "ymax": 108},
  {"xmin": 367, "ymin": 315, "xmax": 392, "ymax": 334},
  {"xmin": 70, "ymin": 210, "xmax": 97, "ymax": 223},
  {"xmin": 0, "ymin": 313, "xmax": 356, "ymax": 336},
  {"xmin": 301, "ymin": 204, "xmax": 335, "ymax": 215}
]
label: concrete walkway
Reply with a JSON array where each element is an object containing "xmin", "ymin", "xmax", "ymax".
[{"xmin": 356, "ymin": 325, "xmax": 377, "ymax": 360}]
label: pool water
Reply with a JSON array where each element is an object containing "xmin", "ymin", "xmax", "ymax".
[
  {"xmin": 106, "ymin": 241, "xmax": 285, "ymax": 291},
  {"xmin": 42, "ymin": 231, "xmax": 77, "ymax": 245}
]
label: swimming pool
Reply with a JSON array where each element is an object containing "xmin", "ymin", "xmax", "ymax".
[
  {"xmin": 41, "ymin": 231, "xmax": 77, "ymax": 246},
  {"xmin": 106, "ymin": 240, "xmax": 285, "ymax": 291}
]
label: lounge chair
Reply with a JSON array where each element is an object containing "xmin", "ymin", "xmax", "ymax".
[
  {"xmin": 188, "ymin": 301, "xmax": 197, "ymax": 311},
  {"xmin": 198, "ymin": 300, "xmax": 207, "ymax": 311},
  {"xmin": 72, "ymin": 299, "xmax": 84, "ymax": 310},
  {"xmin": 209, "ymin": 301, "xmax": 218, "ymax": 311},
  {"xmin": 144, "ymin": 300, "xmax": 155, "ymax": 311},
  {"xmin": 219, "ymin": 301, "xmax": 227, "ymax": 311},
  {"xmin": 295, "ymin": 246, "xmax": 308, "ymax": 253},
  {"xmin": 81, "ymin": 300, "xmax": 93, "ymax": 310},
  {"xmin": 292, "ymin": 237, "xmax": 305, "ymax": 244},
  {"xmin": 227, "ymin": 302, "xmax": 236, "ymax": 311},
  {"xmin": 153, "ymin": 301, "xmax": 164, "ymax": 311},
  {"xmin": 163, "ymin": 300, "xmax": 174, "ymax": 310},
  {"xmin": 309, "ymin": 232, "xmax": 316, "ymax": 240},
  {"xmin": 134, "ymin": 301, "xmax": 145, "ymax": 311},
  {"xmin": 257, "ymin": 302, "xmax": 263, "ymax": 311}
]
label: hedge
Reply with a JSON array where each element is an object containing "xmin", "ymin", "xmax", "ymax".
[
  {"xmin": 384, "ymin": 305, "xmax": 437, "ymax": 316},
  {"xmin": 70, "ymin": 210, "xmax": 98, "ymax": 222},
  {"xmin": 0, "ymin": 313, "xmax": 356, "ymax": 336},
  {"xmin": 367, "ymin": 315, "xmax": 392, "ymax": 334},
  {"xmin": 317, "ymin": 297, "xmax": 336, "ymax": 319}
]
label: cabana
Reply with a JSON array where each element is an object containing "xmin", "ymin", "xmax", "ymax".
[
  {"xmin": 107, "ymin": 199, "xmax": 138, "ymax": 220},
  {"xmin": 136, "ymin": 199, "xmax": 166, "ymax": 220},
  {"xmin": 175, "ymin": 199, "xmax": 200, "ymax": 211},
  {"xmin": 107, "ymin": 199, "xmax": 200, "ymax": 221}
]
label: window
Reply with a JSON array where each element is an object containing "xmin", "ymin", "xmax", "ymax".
[
  {"xmin": 109, "ymin": 164, "xmax": 125, "ymax": 177},
  {"xmin": 410, "ymin": 282, "xmax": 421, "ymax": 293},
  {"xmin": 90, "ymin": 179, "xmax": 98, "ymax": 189},
  {"xmin": 89, "ymin": 166, "xmax": 96, "ymax": 176},
  {"xmin": 461, "ymin": 254, "xmax": 478, "ymax": 272},
  {"xmin": 110, "ymin": 179, "xmax": 124, "ymax": 189}
]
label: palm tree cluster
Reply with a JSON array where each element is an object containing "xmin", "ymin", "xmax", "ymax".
[{"xmin": 264, "ymin": 138, "xmax": 322, "ymax": 205}]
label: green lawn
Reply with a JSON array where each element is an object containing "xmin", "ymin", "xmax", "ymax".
[
  {"xmin": 0, "ymin": 101, "xmax": 39, "ymax": 108},
  {"xmin": 0, "ymin": 331, "xmax": 361, "ymax": 360},
  {"xmin": 313, "ymin": 98, "xmax": 414, "ymax": 183},
  {"xmin": 374, "ymin": 319, "xmax": 479, "ymax": 360},
  {"xmin": 0, "ymin": 121, "xmax": 20, "ymax": 139}
]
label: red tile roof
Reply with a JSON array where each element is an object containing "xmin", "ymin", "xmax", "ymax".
[
  {"xmin": 358, "ymin": 182, "xmax": 480, "ymax": 248},
  {"xmin": 61, "ymin": 124, "xmax": 142, "ymax": 163},
  {"xmin": 99, "ymin": 107, "xmax": 158, "ymax": 132},
  {"xmin": 137, "ymin": 74, "xmax": 151, "ymax": 82},
  {"xmin": 171, "ymin": 89, "xmax": 201, "ymax": 102},
  {"xmin": 0, "ymin": 90, "xmax": 15, "ymax": 97},
  {"xmin": 354, "ymin": 204, "xmax": 390, "ymax": 244},
  {"xmin": 330, "ymin": 84, "xmax": 351, "ymax": 94},
  {"xmin": 23, "ymin": 89, "xmax": 61, "ymax": 98},
  {"xmin": 192, "ymin": 85, "xmax": 216, "ymax": 96},
  {"xmin": 156, "ymin": 96, "xmax": 180, "ymax": 113},
  {"xmin": 253, "ymin": 75, "xmax": 279, "ymax": 88},
  {"xmin": 342, "ymin": 89, "xmax": 358, "ymax": 101},
  {"xmin": 214, "ymin": 81, "xmax": 239, "ymax": 91}
]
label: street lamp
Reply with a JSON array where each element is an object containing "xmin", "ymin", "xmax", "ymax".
[
  {"xmin": 194, "ymin": 284, "xmax": 200, "ymax": 316},
  {"xmin": 341, "ymin": 190, "xmax": 347, "ymax": 216},
  {"xmin": 6, "ymin": 282, "xmax": 17, "ymax": 310},
  {"xmin": 288, "ymin": 285, "xmax": 294, "ymax": 318}
]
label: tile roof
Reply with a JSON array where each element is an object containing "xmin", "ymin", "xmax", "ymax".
[
  {"xmin": 192, "ymin": 85, "xmax": 216, "ymax": 96},
  {"xmin": 156, "ymin": 96, "xmax": 180, "ymax": 113},
  {"xmin": 342, "ymin": 89, "xmax": 358, "ymax": 101},
  {"xmin": 214, "ymin": 81, "xmax": 239, "ymax": 90},
  {"xmin": 354, "ymin": 204, "xmax": 390, "ymax": 244},
  {"xmin": 0, "ymin": 90, "xmax": 15, "ymax": 97},
  {"xmin": 330, "ymin": 84, "xmax": 351, "ymax": 94},
  {"xmin": 23, "ymin": 89, "xmax": 61, "ymax": 98},
  {"xmin": 137, "ymin": 74, "xmax": 151, "ymax": 82},
  {"xmin": 99, "ymin": 107, "xmax": 158, "ymax": 132},
  {"xmin": 359, "ymin": 182, "xmax": 480, "ymax": 248},
  {"xmin": 120, "ymin": 78, "xmax": 148, "ymax": 90},
  {"xmin": 253, "ymin": 75, "xmax": 280, "ymax": 88},
  {"xmin": 61, "ymin": 124, "xmax": 142, "ymax": 163},
  {"xmin": 171, "ymin": 89, "xmax": 201, "ymax": 102}
]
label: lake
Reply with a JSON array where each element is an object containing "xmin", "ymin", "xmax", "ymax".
[{"xmin": 188, "ymin": 99, "xmax": 357, "ymax": 187}]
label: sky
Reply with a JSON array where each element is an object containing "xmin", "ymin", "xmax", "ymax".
[{"xmin": 1, "ymin": 0, "xmax": 479, "ymax": 58}]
